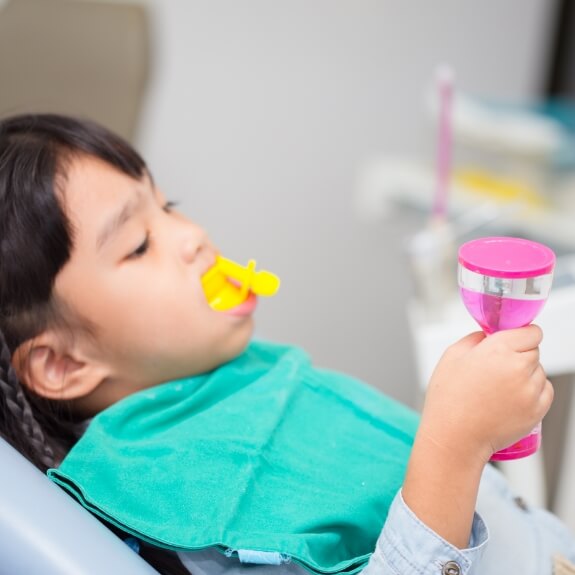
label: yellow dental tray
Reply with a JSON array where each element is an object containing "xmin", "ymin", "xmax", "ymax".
[{"xmin": 202, "ymin": 256, "xmax": 280, "ymax": 311}]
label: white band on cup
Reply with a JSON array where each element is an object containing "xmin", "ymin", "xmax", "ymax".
[{"xmin": 458, "ymin": 266, "xmax": 553, "ymax": 300}]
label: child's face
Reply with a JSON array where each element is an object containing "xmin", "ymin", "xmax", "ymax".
[{"xmin": 53, "ymin": 155, "xmax": 254, "ymax": 403}]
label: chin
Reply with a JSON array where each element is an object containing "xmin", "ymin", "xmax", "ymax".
[
  {"xmin": 223, "ymin": 319, "xmax": 254, "ymax": 361},
  {"xmin": 234, "ymin": 331, "xmax": 254, "ymax": 356}
]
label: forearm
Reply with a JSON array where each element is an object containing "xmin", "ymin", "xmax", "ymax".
[{"xmin": 402, "ymin": 428, "xmax": 486, "ymax": 549}]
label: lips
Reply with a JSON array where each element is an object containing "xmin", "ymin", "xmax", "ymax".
[{"xmin": 222, "ymin": 292, "xmax": 257, "ymax": 316}]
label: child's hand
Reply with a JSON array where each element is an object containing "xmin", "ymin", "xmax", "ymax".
[{"xmin": 419, "ymin": 325, "xmax": 553, "ymax": 465}]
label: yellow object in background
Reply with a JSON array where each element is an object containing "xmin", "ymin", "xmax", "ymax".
[
  {"xmin": 201, "ymin": 256, "xmax": 281, "ymax": 311},
  {"xmin": 454, "ymin": 169, "xmax": 548, "ymax": 209}
]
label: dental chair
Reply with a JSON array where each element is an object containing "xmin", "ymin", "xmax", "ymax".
[
  {"xmin": 0, "ymin": 0, "xmax": 150, "ymax": 142},
  {"xmin": 0, "ymin": 437, "xmax": 160, "ymax": 575}
]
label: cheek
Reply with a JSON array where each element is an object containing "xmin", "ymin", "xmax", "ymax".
[
  {"xmin": 97, "ymin": 281, "xmax": 215, "ymax": 343},
  {"xmin": 61, "ymin": 262, "xmax": 221, "ymax": 347},
  {"xmin": 101, "ymin": 266, "xmax": 186, "ymax": 314}
]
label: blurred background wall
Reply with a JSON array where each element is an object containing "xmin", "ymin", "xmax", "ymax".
[
  {"xmin": 136, "ymin": 0, "xmax": 558, "ymax": 406},
  {"xmin": 0, "ymin": 0, "xmax": 560, "ymax": 408}
]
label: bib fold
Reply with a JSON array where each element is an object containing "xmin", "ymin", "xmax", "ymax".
[{"xmin": 48, "ymin": 341, "xmax": 419, "ymax": 574}]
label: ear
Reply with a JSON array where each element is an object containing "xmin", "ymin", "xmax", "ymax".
[{"xmin": 13, "ymin": 331, "xmax": 108, "ymax": 401}]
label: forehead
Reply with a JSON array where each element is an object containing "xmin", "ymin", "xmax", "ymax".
[
  {"xmin": 62, "ymin": 155, "xmax": 151, "ymax": 244},
  {"xmin": 62, "ymin": 154, "xmax": 145, "ymax": 214}
]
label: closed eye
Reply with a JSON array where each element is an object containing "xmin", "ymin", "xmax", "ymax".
[
  {"xmin": 125, "ymin": 200, "xmax": 177, "ymax": 260},
  {"xmin": 127, "ymin": 233, "xmax": 150, "ymax": 259}
]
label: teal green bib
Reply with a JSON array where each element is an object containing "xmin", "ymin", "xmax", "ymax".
[{"xmin": 48, "ymin": 341, "xmax": 418, "ymax": 574}]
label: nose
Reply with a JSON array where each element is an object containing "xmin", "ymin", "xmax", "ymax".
[{"xmin": 180, "ymin": 222, "xmax": 208, "ymax": 264}]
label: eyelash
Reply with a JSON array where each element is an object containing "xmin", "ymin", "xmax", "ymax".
[
  {"xmin": 127, "ymin": 200, "xmax": 178, "ymax": 259},
  {"xmin": 129, "ymin": 233, "xmax": 151, "ymax": 259}
]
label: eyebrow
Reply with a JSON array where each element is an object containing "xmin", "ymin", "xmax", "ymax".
[{"xmin": 96, "ymin": 193, "xmax": 144, "ymax": 251}]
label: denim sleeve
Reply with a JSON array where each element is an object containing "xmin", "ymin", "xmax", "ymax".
[{"xmin": 361, "ymin": 490, "xmax": 489, "ymax": 575}]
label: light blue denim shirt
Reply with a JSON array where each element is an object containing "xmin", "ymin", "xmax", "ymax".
[
  {"xmin": 176, "ymin": 464, "xmax": 575, "ymax": 575},
  {"xmin": 362, "ymin": 489, "xmax": 488, "ymax": 575}
]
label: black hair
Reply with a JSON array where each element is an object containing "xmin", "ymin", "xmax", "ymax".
[{"xmin": 0, "ymin": 114, "xmax": 190, "ymax": 575}]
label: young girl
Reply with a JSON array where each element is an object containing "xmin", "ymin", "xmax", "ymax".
[{"xmin": 0, "ymin": 113, "xmax": 573, "ymax": 575}]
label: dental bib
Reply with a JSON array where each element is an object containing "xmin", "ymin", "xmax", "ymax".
[{"xmin": 48, "ymin": 341, "xmax": 418, "ymax": 575}]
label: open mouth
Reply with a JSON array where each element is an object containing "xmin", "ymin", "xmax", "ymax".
[
  {"xmin": 201, "ymin": 255, "xmax": 279, "ymax": 313},
  {"xmin": 221, "ymin": 291, "xmax": 258, "ymax": 316}
]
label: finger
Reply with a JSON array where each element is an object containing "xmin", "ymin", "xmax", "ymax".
[
  {"xmin": 495, "ymin": 324, "xmax": 543, "ymax": 352},
  {"xmin": 538, "ymin": 379, "xmax": 554, "ymax": 418},
  {"xmin": 521, "ymin": 348, "xmax": 540, "ymax": 371},
  {"xmin": 530, "ymin": 363, "xmax": 548, "ymax": 389}
]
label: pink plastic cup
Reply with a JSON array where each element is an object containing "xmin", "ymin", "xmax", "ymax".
[{"xmin": 458, "ymin": 237, "xmax": 555, "ymax": 461}]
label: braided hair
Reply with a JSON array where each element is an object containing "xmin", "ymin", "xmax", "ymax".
[{"xmin": 0, "ymin": 329, "xmax": 56, "ymax": 469}]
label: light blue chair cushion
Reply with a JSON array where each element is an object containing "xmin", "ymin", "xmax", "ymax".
[{"xmin": 0, "ymin": 438, "xmax": 159, "ymax": 574}]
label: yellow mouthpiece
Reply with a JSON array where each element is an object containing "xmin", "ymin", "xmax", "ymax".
[{"xmin": 201, "ymin": 256, "xmax": 281, "ymax": 311}]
